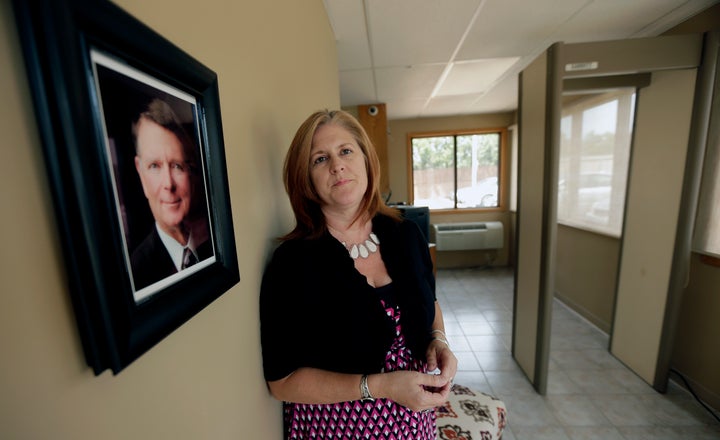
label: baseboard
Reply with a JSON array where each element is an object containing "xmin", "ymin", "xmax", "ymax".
[
  {"xmin": 670, "ymin": 369, "xmax": 720, "ymax": 416},
  {"xmin": 554, "ymin": 292, "xmax": 611, "ymax": 334}
]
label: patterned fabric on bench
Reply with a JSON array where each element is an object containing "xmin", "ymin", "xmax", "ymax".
[{"xmin": 435, "ymin": 384, "xmax": 507, "ymax": 440}]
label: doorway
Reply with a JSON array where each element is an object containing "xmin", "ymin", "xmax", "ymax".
[{"xmin": 554, "ymin": 87, "xmax": 636, "ymax": 344}]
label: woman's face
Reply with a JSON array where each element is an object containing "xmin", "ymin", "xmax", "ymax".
[{"xmin": 309, "ymin": 123, "xmax": 368, "ymax": 213}]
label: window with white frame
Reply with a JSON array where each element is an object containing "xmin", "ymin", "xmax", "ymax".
[
  {"xmin": 410, "ymin": 129, "xmax": 503, "ymax": 210},
  {"xmin": 557, "ymin": 90, "xmax": 636, "ymax": 236}
]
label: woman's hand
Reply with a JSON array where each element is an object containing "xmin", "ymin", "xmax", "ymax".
[
  {"xmin": 426, "ymin": 338, "xmax": 458, "ymax": 388},
  {"xmin": 370, "ymin": 370, "xmax": 451, "ymax": 412}
]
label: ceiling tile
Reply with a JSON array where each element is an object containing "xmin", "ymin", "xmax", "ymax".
[
  {"xmin": 456, "ymin": 0, "xmax": 589, "ymax": 60},
  {"xmin": 437, "ymin": 58, "xmax": 520, "ymax": 96},
  {"xmin": 323, "ymin": 0, "xmax": 716, "ymax": 119},
  {"xmin": 324, "ymin": 0, "xmax": 372, "ymax": 70},
  {"xmin": 366, "ymin": 0, "xmax": 483, "ymax": 66},
  {"xmin": 339, "ymin": 69, "xmax": 377, "ymax": 105},
  {"xmin": 468, "ymin": 74, "xmax": 519, "ymax": 113},
  {"xmin": 385, "ymin": 98, "xmax": 429, "ymax": 120},
  {"xmin": 375, "ymin": 64, "xmax": 446, "ymax": 100},
  {"xmin": 629, "ymin": 0, "xmax": 720, "ymax": 37},
  {"xmin": 423, "ymin": 94, "xmax": 483, "ymax": 117},
  {"xmin": 552, "ymin": 0, "xmax": 709, "ymax": 42}
]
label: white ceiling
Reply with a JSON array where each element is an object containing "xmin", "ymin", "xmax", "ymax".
[{"xmin": 323, "ymin": 0, "xmax": 718, "ymax": 120}]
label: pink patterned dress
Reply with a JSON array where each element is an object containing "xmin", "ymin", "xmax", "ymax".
[{"xmin": 284, "ymin": 283, "xmax": 436, "ymax": 439}]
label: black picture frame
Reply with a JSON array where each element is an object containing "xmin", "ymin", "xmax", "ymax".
[{"xmin": 13, "ymin": 0, "xmax": 240, "ymax": 375}]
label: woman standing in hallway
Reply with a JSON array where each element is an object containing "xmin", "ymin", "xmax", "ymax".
[{"xmin": 260, "ymin": 109, "xmax": 457, "ymax": 439}]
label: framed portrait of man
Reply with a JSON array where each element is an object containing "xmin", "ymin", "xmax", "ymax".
[
  {"xmin": 13, "ymin": 0, "xmax": 240, "ymax": 375},
  {"xmin": 92, "ymin": 51, "xmax": 216, "ymax": 303}
]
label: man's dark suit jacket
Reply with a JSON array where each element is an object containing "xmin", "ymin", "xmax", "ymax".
[{"xmin": 130, "ymin": 226, "xmax": 213, "ymax": 291}]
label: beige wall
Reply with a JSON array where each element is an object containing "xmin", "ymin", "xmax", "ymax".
[
  {"xmin": 672, "ymin": 254, "xmax": 720, "ymax": 410},
  {"xmin": 555, "ymin": 226, "xmax": 620, "ymax": 333},
  {"xmin": 386, "ymin": 113, "xmax": 516, "ymax": 268},
  {"xmin": 0, "ymin": 1, "xmax": 338, "ymax": 438}
]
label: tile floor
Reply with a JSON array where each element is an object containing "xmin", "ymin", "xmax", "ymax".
[{"xmin": 435, "ymin": 267, "xmax": 720, "ymax": 440}]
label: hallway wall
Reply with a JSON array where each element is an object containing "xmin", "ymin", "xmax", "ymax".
[{"xmin": 0, "ymin": 1, "xmax": 339, "ymax": 438}]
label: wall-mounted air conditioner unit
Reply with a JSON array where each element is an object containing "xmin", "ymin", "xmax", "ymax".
[{"xmin": 433, "ymin": 222, "xmax": 503, "ymax": 251}]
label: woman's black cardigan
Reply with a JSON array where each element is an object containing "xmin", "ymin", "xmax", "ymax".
[{"xmin": 260, "ymin": 214, "xmax": 436, "ymax": 382}]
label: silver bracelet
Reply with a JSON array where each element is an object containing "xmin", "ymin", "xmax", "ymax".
[
  {"xmin": 430, "ymin": 329, "xmax": 447, "ymax": 339},
  {"xmin": 360, "ymin": 374, "xmax": 375, "ymax": 402},
  {"xmin": 431, "ymin": 336, "xmax": 450, "ymax": 347}
]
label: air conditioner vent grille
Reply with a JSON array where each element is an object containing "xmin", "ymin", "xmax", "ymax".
[
  {"xmin": 436, "ymin": 223, "xmax": 488, "ymax": 232},
  {"xmin": 432, "ymin": 221, "xmax": 503, "ymax": 251}
]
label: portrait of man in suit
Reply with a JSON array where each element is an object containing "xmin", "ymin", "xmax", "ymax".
[
  {"xmin": 130, "ymin": 98, "xmax": 213, "ymax": 291},
  {"xmin": 90, "ymin": 49, "xmax": 217, "ymax": 302}
]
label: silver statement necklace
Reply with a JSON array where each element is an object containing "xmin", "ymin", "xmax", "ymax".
[
  {"xmin": 328, "ymin": 225, "xmax": 381, "ymax": 259},
  {"xmin": 343, "ymin": 233, "xmax": 381, "ymax": 259}
]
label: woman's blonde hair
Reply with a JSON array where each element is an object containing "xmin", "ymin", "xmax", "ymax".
[{"xmin": 281, "ymin": 109, "xmax": 399, "ymax": 240}]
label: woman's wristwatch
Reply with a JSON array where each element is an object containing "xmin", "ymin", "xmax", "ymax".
[{"xmin": 360, "ymin": 374, "xmax": 375, "ymax": 402}]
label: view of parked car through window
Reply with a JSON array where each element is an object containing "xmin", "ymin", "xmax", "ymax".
[
  {"xmin": 412, "ymin": 131, "xmax": 501, "ymax": 210},
  {"xmin": 557, "ymin": 90, "xmax": 635, "ymax": 237}
]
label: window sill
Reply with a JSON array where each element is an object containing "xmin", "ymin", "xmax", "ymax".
[
  {"xmin": 430, "ymin": 207, "xmax": 505, "ymax": 214},
  {"xmin": 699, "ymin": 254, "xmax": 720, "ymax": 268}
]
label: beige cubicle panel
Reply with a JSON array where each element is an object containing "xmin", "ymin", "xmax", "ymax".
[
  {"xmin": 514, "ymin": 44, "xmax": 562, "ymax": 393},
  {"xmin": 611, "ymin": 69, "xmax": 698, "ymax": 385}
]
